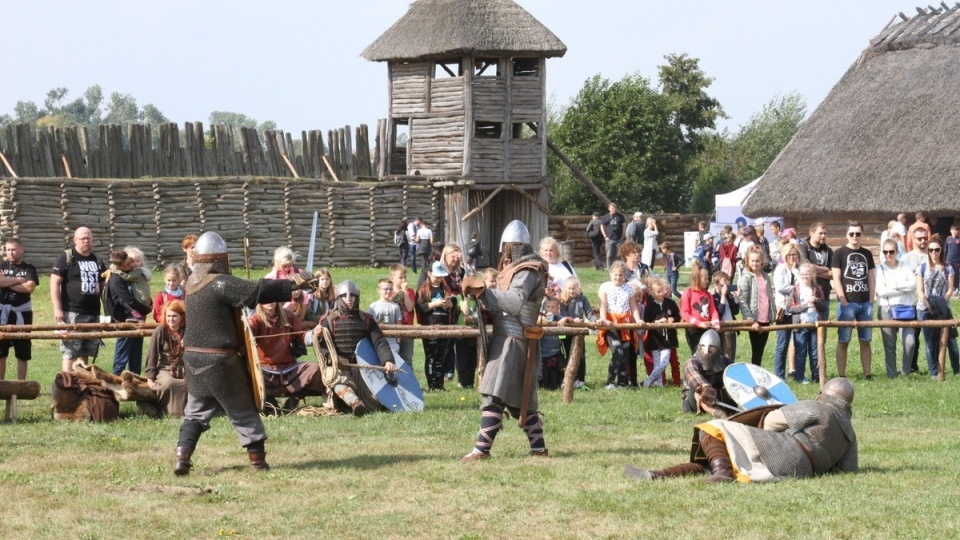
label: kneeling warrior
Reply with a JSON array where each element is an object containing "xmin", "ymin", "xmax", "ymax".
[
  {"xmin": 174, "ymin": 232, "xmax": 314, "ymax": 476},
  {"xmin": 460, "ymin": 220, "xmax": 549, "ymax": 461},
  {"xmin": 626, "ymin": 377, "xmax": 857, "ymax": 482},
  {"xmin": 681, "ymin": 329, "xmax": 733, "ymax": 418},
  {"xmin": 315, "ymin": 280, "xmax": 398, "ymax": 416}
]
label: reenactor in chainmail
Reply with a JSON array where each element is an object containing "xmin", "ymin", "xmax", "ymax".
[
  {"xmin": 315, "ymin": 280, "xmax": 398, "ymax": 416},
  {"xmin": 625, "ymin": 377, "xmax": 857, "ymax": 483},
  {"xmin": 681, "ymin": 329, "xmax": 734, "ymax": 418},
  {"xmin": 459, "ymin": 220, "xmax": 549, "ymax": 462},
  {"xmin": 173, "ymin": 232, "xmax": 314, "ymax": 476}
]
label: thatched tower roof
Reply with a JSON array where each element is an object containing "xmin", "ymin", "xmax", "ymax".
[
  {"xmin": 742, "ymin": 4, "xmax": 960, "ymax": 218},
  {"xmin": 362, "ymin": 0, "xmax": 567, "ymax": 61}
]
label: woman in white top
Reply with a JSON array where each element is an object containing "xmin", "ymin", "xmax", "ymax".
[
  {"xmin": 641, "ymin": 217, "xmax": 659, "ymax": 267},
  {"xmin": 539, "ymin": 237, "xmax": 576, "ymax": 288},
  {"xmin": 772, "ymin": 243, "xmax": 801, "ymax": 379},
  {"xmin": 875, "ymin": 239, "xmax": 917, "ymax": 378}
]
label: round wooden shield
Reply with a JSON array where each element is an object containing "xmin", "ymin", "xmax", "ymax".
[
  {"xmin": 355, "ymin": 338, "xmax": 424, "ymax": 412},
  {"xmin": 723, "ymin": 362, "xmax": 797, "ymax": 410}
]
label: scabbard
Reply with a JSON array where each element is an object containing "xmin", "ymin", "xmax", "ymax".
[{"xmin": 518, "ymin": 336, "xmax": 539, "ymax": 428}]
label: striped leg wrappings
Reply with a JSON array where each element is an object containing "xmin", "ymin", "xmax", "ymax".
[
  {"xmin": 523, "ymin": 412, "xmax": 546, "ymax": 452},
  {"xmin": 474, "ymin": 407, "xmax": 503, "ymax": 454}
]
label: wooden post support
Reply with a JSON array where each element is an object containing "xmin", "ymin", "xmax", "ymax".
[
  {"xmin": 0, "ymin": 150, "xmax": 18, "ymax": 178},
  {"xmin": 322, "ymin": 155, "xmax": 340, "ymax": 181},
  {"xmin": 281, "ymin": 154, "xmax": 299, "ymax": 178},
  {"xmin": 562, "ymin": 335, "xmax": 584, "ymax": 404},
  {"xmin": 0, "ymin": 380, "xmax": 41, "ymax": 423},
  {"xmin": 817, "ymin": 325, "xmax": 827, "ymax": 390},
  {"xmin": 546, "ymin": 137, "xmax": 611, "ymax": 207},
  {"xmin": 61, "ymin": 154, "xmax": 73, "ymax": 178}
]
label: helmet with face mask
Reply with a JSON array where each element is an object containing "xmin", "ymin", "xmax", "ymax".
[
  {"xmin": 334, "ymin": 280, "xmax": 361, "ymax": 315},
  {"xmin": 697, "ymin": 329, "xmax": 722, "ymax": 369},
  {"xmin": 498, "ymin": 220, "xmax": 535, "ymax": 265},
  {"xmin": 187, "ymin": 232, "xmax": 231, "ymax": 292}
]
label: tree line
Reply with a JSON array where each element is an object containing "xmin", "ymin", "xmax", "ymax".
[{"xmin": 548, "ymin": 53, "xmax": 805, "ymax": 215}]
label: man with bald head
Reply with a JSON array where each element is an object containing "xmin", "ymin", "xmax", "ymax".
[{"xmin": 50, "ymin": 227, "xmax": 106, "ymax": 372}]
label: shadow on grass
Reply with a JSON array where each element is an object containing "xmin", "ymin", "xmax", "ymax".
[{"xmin": 203, "ymin": 453, "xmax": 434, "ymax": 474}]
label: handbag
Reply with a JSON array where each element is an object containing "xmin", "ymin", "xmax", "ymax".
[
  {"xmin": 775, "ymin": 307, "xmax": 786, "ymax": 324},
  {"xmin": 890, "ymin": 304, "xmax": 916, "ymax": 321}
]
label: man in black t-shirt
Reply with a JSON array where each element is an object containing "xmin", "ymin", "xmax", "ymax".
[
  {"xmin": 50, "ymin": 227, "xmax": 106, "ymax": 372},
  {"xmin": 831, "ymin": 220, "xmax": 876, "ymax": 379},
  {"xmin": 798, "ymin": 222, "xmax": 834, "ymax": 322},
  {"xmin": 600, "ymin": 202, "xmax": 626, "ymax": 269},
  {"xmin": 0, "ymin": 238, "xmax": 39, "ymax": 380}
]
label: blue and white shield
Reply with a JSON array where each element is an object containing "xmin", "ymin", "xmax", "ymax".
[
  {"xmin": 355, "ymin": 339, "xmax": 424, "ymax": 412},
  {"xmin": 723, "ymin": 363, "xmax": 797, "ymax": 410}
]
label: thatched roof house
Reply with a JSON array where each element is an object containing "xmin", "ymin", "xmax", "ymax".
[
  {"xmin": 363, "ymin": 0, "xmax": 567, "ymax": 254},
  {"xmin": 362, "ymin": 0, "xmax": 567, "ymax": 61},
  {"xmin": 742, "ymin": 4, "xmax": 960, "ymax": 223}
]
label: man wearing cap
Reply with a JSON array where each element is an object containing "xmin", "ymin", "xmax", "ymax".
[
  {"xmin": 585, "ymin": 212, "xmax": 604, "ymax": 270},
  {"xmin": 625, "ymin": 211, "xmax": 645, "ymax": 245},
  {"xmin": 601, "ymin": 202, "xmax": 626, "ymax": 269},
  {"xmin": 625, "ymin": 377, "xmax": 857, "ymax": 483}
]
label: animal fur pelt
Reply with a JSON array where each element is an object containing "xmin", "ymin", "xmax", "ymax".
[{"xmin": 51, "ymin": 361, "xmax": 160, "ymax": 421}]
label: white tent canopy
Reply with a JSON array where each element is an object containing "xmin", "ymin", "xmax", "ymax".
[{"xmin": 714, "ymin": 178, "xmax": 781, "ymax": 244}]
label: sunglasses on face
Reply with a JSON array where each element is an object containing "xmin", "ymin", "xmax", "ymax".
[
  {"xmin": 915, "ymin": 237, "xmax": 928, "ymax": 242},
  {"xmin": 882, "ymin": 250, "xmax": 896, "ymax": 255},
  {"xmin": 847, "ymin": 232, "xmax": 862, "ymax": 237},
  {"xmin": 930, "ymin": 248, "xmax": 942, "ymax": 253}
]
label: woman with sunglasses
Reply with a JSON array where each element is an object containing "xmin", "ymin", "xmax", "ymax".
[
  {"xmin": 875, "ymin": 239, "xmax": 917, "ymax": 378},
  {"xmin": 916, "ymin": 235, "xmax": 959, "ymax": 377}
]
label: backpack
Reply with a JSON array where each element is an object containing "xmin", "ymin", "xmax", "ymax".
[
  {"xmin": 467, "ymin": 241, "xmax": 482, "ymax": 259},
  {"xmin": 393, "ymin": 231, "xmax": 404, "ymax": 247}
]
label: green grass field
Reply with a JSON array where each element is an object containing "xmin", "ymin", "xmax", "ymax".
[{"xmin": 2, "ymin": 266, "xmax": 960, "ymax": 539}]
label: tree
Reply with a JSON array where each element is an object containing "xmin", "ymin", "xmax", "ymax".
[
  {"xmin": 549, "ymin": 73, "xmax": 688, "ymax": 214},
  {"xmin": 686, "ymin": 93, "xmax": 806, "ymax": 213},
  {"xmin": 103, "ymin": 92, "xmax": 141, "ymax": 125},
  {"xmin": 657, "ymin": 53, "xmax": 727, "ymax": 147},
  {"xmin": 208, "ymin": 111, "xmax": 276, "ymax": 132}
]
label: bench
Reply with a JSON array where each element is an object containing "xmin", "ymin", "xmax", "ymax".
[{"xmin": 0, "ymin": 380, "xmax": 41, "ymax": 423}]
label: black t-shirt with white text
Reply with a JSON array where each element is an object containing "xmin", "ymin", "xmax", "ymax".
[
  {"xmin": 52, "ymin": 249, "xmax": 106, "ymax": 315},
  {"xmin": 600, "ymin": 212, "xmax": 626, "ymax": 241},
  {"xmin": 0, "ymin": 260, "xmax": 40, "ymax": 306},
  {"xmin": 831, "ymin": 246, "xmax": 875, "ymax": 304}
]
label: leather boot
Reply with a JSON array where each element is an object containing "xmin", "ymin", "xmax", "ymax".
[
  {"xmin": 248, "ymin": 451, "xmax": 270, "ymax": 471},
  {"xmin": 174, "ymin": 447, "xmax": 193, "ymax": 477},
  {"xmin": 625, "ymin": 462, "xmax": 705, "ymax": 480},
  {"xmin": 699, "ymin": 432, "xmax": 734, "ymax": 483}
]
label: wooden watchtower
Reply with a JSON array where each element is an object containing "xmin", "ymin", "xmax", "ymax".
[{"xmin": 362, "ymin": 0, "xmax": 566, "ymax": 256}]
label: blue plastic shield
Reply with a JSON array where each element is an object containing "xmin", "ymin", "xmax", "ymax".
[
  {"xmin": 355, "ymin": 339, "xmax": 424, "ymax": 412},
  {"xmin": 723, "ymin": 363, "xmax": 797, "ymax": 410}
]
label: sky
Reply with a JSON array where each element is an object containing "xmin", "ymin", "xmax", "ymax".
[{"xmin": 2, "ymin": 0, "xmax": 919, "ymax": 136}]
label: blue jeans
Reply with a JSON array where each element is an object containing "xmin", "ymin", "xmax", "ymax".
[
  {"xmin": 919, "ymin": 309, "xmax": 960, "ymax": 376},
  {"xmin": 408, "ymin": 244, "xmax": 419, "ymax": 272},
  {"xmin": 793, "ymin": 328, "xmax": 819, "ymax": 382},
  {"xmin": 773, "ymin": 328, "xmax": 793, "ymax": 379},
  {"xmin": 666, "ymin": 271, "xmax": 680, "ymax": 299},
  {"xmin": 836, "ymin": 301, "xmax": 873, "ymax": 343},
  {"xmin": 112, "ymin": 336, "xmax": 144, "ymax": 375}
]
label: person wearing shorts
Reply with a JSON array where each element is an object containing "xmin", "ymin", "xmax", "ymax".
[
  {"xmin": 0, "ymin": 238, "xmax": 39, "ymax": 380},
  {"xmin": 50, "ymin": 227, "xmax": 106, "ymax": 372},
  {"xmin": 831, "ymin": 221, "xmax": 876, "ymax": 379}
]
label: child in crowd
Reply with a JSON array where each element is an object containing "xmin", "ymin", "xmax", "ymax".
[
  {"xmin": 388, "ymin": 264, "xmax": 416, "ymax": 364},
  {"xmin": 641, "ymin": 278, "xmax": 679, "ymax": 387},
  {"xmin": 718, "ymin": 232, "xmax": 738, "ymax": 279},
  {"xmin": 659, "ymin": 241, "xmax": 684, "ymax": 299},
  {"xmin": 785, "ymin": 263, "xmax": 825, "ymax": 383},
  {"xmin": 118, "ymin": 246, "xmax": 153, "ymax": 312},
  {"xmin": 597, "ymin": 261, "xmax": 643, "ymax": 390},
  {"xmin": 481, "ymin": 267, "xmax": 498, "ymax": 289},
  {"xmin": 415, "ymin": 261, "xmax": 457, "ymax": 390},
  {"xmin": 710, "ymin": 271, "xmax": 740, "ymax": 362},
  {"xmin": 153, "ymin": 264, "xmax": 184, "ymax": 323},
  {"xmin": 369, "ymin": 278, "xmax": 403, "ymax": 355},
  {"xmin": 559, "ymin": 277, "xmax": 593, "ymax": 389},
  {"xmin": 538, "ymin": 297, "xmax": 571, "ymax": 390},
  {"xmin": 303, "ymin": 268, "xmax": 335, "ymax": 329}
]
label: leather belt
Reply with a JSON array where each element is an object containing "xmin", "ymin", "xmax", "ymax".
[
  {"xmin": 794, "ymin": 437, "xmax": 815, "ymax": 470},
  {"xmin": 184, "ymin": 346, "xmax": 237, "ymax": 355}
]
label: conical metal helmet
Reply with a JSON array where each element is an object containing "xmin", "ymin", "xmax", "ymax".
[
  {"xmin": 697, "ymin": 329, "xmax": 721, "ymax": 365},
  {"xmin": 820, "ymin": 377, "xmax": 854, "ymax": 404},
  {"xmin": 193, "ymin": 231, "xmax": 229, "ymax": 263},
  {"xmin": 499, "ymin": 220, "xmax": 531, "ymax": 252}
]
